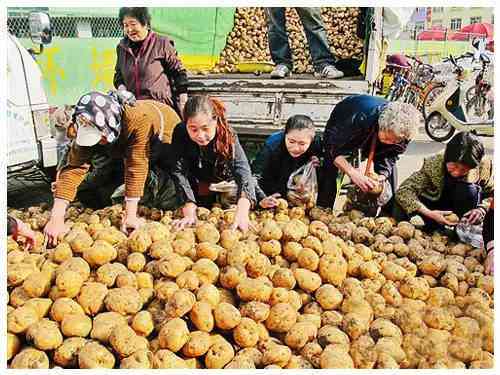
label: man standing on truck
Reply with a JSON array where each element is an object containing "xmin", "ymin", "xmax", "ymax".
[{"xmin": 266, "ymin": 7, "xmax": 344, "ymax": 79}]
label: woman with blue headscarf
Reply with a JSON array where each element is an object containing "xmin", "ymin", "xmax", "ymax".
[{"xmin": 44, "ymin": 90, "xmax": 181, "ymax": 246}]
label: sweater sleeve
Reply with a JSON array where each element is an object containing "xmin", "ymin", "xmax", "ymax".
[
  {"xmin": 169, "ymin": 125, "xmax": 197, "ymax": 204},
  {"xmin": 252, "ymin": 137, "xmax": 275, "ymax": 197},
  {"xmin": 113, "ymin": 44, "xmax": 125, "ymax": 89},
  {"xmin": 232, "ymin": 136, "xmax": 257, "ymax": 206},
  {"xmin": 478, "ymin": 158, "xmax": 494, "ymax": 211},
  {"xmin": 162, "ymin": 39, "xmax": 189, "ymax": 95},
  {"xmin": 123, "ymin": 110, "xmax": 154, "ymax": 198},
  {"xmin": 54, "ymin": 144, "xmax": 93, "ymax": 201},
  {"xmin": 395, "ymin": 158, "xmax": 433, "ymax": 215}
]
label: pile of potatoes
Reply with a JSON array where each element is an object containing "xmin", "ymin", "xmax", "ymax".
[
  {"xmin": 212, "ymin": 7, "xmax": 364, "ymax": 74},
  {"xmin": 6, "ymin": 201, "xmax": 494, "ymax": 369}
]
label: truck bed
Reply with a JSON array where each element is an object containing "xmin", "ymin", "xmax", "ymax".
[{"xmin": 187, "ymin": 74, "xmax": 370, "ymax": 137}]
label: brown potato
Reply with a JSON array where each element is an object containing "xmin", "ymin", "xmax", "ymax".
[
  {"xmin": 132, "ymin": 311, "xmax": 154, "ymax": 336},
  {"xmin": 153, "ymin": 349, "xmax": 187, "ymax": 368},
  {"xmin": 83, "ymin": 239, "xmax": 117, "ymax": 267},
  {"xmin": 8, "ymin": 304, "xmax": 40, "ymax": 334},
  {"xmin": 214, "ymin": 302, "xmax": 241, "ymax": 330},
  {"xmin": 61, "ymin": 313, "xmax": 92, "ymax": 337},
  {"xmin": 26, "ymin": 318, "xmax": 63, "ymax": 350},
  {"xmin": 284, "ymin": 321, "xmax": 318, "ymax": 349},
  {"xmin": 104, "ymin": 286, "xmax": 143, "ymax": 315},
  {"xmin": 236, "ymin": 277, "xmax": 273, "ymax": 302},
  {"xmin": 315, "ymin": 284, "xmax": 343, "ymax": 310},
  {"xmin": 109, "ymin": 324, "xmax": 146, "ymax": 358},
  {"xmin": 77, "ymin": 282, "xmax": 108, "ymax": 316},
  {"xmin": 164, "ymin": 289, "xmax": 196, "ymax": 319},
  {"xmin": 10, "ymin": 347, "xmax": 50, "ymax": 369},
  {"xmin": 7, "ymin": 332, "xmax": 21, "ymax": 361},
  {"xmin": 182, "ymin": 330, "xmax": 212, "ymax": 357},
  {"xmin": 265, "ymin": 303, "xmax": 297, "ymax": 333},
  {"xmin": 50, "ymin": 298, "xmax": 84, "ymax": 322},
  {"xmin": 23, "ymin": 298, "xmax": 52, "ymax": 319},
  {"xmin": 233, "ymin": 317, "xmax": 260, "ymax": 347},
  {"xmin": 54, "ymin": 337, "xmax": 88, "ymax": 367},
  {"xmin": 294, "ymin": 268, "xmax": 322, "ymax": 293},
  {"xmin": 320, "ymin": 344, "xmax": 354, "ymax": 368},
  {"xmin": 192, "ymin": 258, "xmax": 220, "ymax": 284},
  {"xmin": 78, "ymin": 341, "xmax": 115, "ymax": 369},
  {"xmin": 158, "ymin": 318, "xmax": 190, "ymax": 352},
  {"xmin": 196, "ymin": 283, "xmax": 220, "ymax": 308},
  {"xmin": 120, "ymin": 349, "xmax": 154, "ymax": 369}
]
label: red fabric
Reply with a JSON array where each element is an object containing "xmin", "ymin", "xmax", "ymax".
[
  {"xmin": 417, "ymin": 26, "xmax": 455, "ymax": 41},
  {"xmin": 451, "ymin": 23, "xmax": 494, "ymax": 41}
]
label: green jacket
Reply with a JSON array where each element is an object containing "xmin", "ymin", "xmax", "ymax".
[{"xmin": 396, "ymin": 153, "xmax": 494, "ymax": 215}]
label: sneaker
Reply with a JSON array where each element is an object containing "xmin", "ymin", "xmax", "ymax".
[
  {"xmin": 316, "ymin": 64, "xmax": 344, "ymax": 79},
  {"xmin": 270, "ymin": 64, "xmax": 292, "ymax": 79}
]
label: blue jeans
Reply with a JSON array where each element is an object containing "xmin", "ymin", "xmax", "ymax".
[{"xmin": 266, "ymin": 7, "xmax": 336, "ymax": 71}]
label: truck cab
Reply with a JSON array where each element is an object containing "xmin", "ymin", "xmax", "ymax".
[{"xmin": 7, "ymin": 12, "xmax": 57, "ymax": 180}]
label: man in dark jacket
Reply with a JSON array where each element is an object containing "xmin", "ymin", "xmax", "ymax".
[{"xmin": 317, "ymin": 94, "xmax": 422, "ymax": 209}]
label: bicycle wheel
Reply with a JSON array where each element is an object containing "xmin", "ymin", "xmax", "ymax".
[
  {"xmin": 422, "ymin": 83, "xmax": 446, "ymax": 120},
  {"xmin": 425, "ymin": 112, "xmax": 455, "ymax": 142}
]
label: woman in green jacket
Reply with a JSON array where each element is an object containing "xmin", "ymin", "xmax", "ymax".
[{"xmin": 395, "ymin": 132, "xmax": 493, "ymax": 231}]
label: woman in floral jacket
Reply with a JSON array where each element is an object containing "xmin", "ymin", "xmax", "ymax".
[{"xmin": 395, "ymin": 131, "xmax": 493, "ymax": 231}]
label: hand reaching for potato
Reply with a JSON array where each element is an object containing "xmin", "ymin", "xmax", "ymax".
[{"xmin": 259, "ymin": 193, "xmax": 281, "ymax": 209}]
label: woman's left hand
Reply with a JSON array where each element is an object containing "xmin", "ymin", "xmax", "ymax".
[
  {"xmin": 121, "ymin": 215, "xmax": 146, "ymax": 236},
  {"xmin": 484, "ymin": 248, "xmax": 494, "ymax": 275},
  {"xmin": 14, "ymin": 219, "xmax": 37, "ymax": 250},
  {"xmin": 463, "ymin": 208, "xmax": 486, "ymax": 225},
  {"xmin": 310, "ymin": 156, "xmax": 320, "ymax": 168}
]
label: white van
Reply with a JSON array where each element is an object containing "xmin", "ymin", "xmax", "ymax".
[{"xmin": 7, "ymin": 12, "xmax": 57, "ymax": 177}]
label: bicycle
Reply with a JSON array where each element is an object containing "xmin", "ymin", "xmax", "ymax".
[{"xmin": 465, "ymin": 53, "xmax": 493, "ymax": 120}]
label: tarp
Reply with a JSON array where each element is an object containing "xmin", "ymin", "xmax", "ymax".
[
  {"xmin": 150, "ymin": 8, "xmax": 235, "ymax": 70},
  {"xmin": 451, "ymin": 22, "xmax": 494, "ymax": 41}
]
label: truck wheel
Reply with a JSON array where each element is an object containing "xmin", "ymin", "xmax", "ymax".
[{"xmin": 425, "ymin": 112, "xmax": 455, "ymax": 142}]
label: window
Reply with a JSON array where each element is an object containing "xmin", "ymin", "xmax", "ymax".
[
  {"xmin": 415, "ymin": 21, "xmax": 425, "ymax": 32},
  {"xmin": 470, "ymin": 16, "xmax": 482, "ymax": 24},
  {"xmin": 432, "ymin": 7, "xmax": 443, "ymax": 13},
  {"xmin": 450, "ymin": 18, "xmax": 462, "ymax": 30},
  {"xmin": 492, "ymin": 14, "xmax": 494, "ymax": 24}
]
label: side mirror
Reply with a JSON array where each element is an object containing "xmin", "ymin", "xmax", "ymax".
[{"xmin": 29, "ymin": 12, "xmax": 52, "ymax": 45}]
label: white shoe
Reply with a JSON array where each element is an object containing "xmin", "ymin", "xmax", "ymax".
[
  {"xmin": 315, "ymin": 65, "xmax": 344, "ymax": 79},
  {"xmin": 270, "ymin": 64, "xmax": 292, "ymax": 79}
]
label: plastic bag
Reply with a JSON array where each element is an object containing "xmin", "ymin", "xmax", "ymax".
[
  {"xmin": 346, "ymin": 175, "xmax": 392, "ymax": 217},
  {"xmin": 286, "ymin": 161, "xmax": 318, "ymax": 208}
]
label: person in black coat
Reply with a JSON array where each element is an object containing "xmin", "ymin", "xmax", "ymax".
[
  {"xmin": 252, "ymin": 115, "xmax": 322, "ymax": 208},
  {"xmin": 168, "ymin": 95, "xmax": 256, "ymax": 232},
  {"xmin": 317, "ymin": 94, "xmax": 422, "ymax": 209}
]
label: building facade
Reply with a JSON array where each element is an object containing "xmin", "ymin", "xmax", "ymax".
[{"xmin": 427, "ymin": 7, "xmax": 494, "ymax": 30}]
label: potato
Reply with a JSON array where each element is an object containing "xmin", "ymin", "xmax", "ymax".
[
  {"xmin": 294, "ymin": 268, "xmax": 322, "ymax": 293},
  {"xmin": 120, "ymin": 349, "xmax": 154, "ymax": 369},
  {"xmin": 233, "ymin": 317, "xmax": 259, "ymax": 347},
  {"xmin": 189, "ymin": 301, "xmax": 214, "ymax": 332},
  {"xmin": 320, "ymin": 344, "xmax": 354, "ymax": 368},
  {"xmin": 423, "ymin": 307, "xmax": 455, "ymax": 330},
  {"xmin": 8, "ymin": 261, "xmax": 37, "ymax": 287},
  {"xmin": 25, "ymin": 318, "xmax": 63, "ymax": 350},
  {"xmin": 22, "ymin": 270, "xmax": 52, "ymax": 298},
  {"xmin": 8, "ymin": 304, "xmax": 40, "ymax": 334},
  {"xmin": 196, "ymin": 242, "xmax": 222, "ymax": 261},
  {"xmin": 297, "ymin": 248, "xmax": 320, "ymax": 271},
  {"xmin": 237, "ymin": 277, "xmax": 272, "ymax": 302},
  {"xmin": 283, "ymin": 241, "xmax": 303, "ymax": 261},
  {"xmin": 66, "ymin": 230, "xmax": 93, "ymax": 253},
  {"xmin": 76, "ymin": 282, "xmax": 108, "ymax": 316},
  {"xmin": 83, "ymin": 239, "xmax": 117, "ymax": 267},
  {"xmin": 214, "ymin": 302, "xmax": 241, "ymax": 330},
  {"xmin": 265, "ymin": 303, "xmax": 297, "ymax": 333},
  {"xmin": 318, "ymin": 255, "xmax": 347, "ymax": 287},
  {"xmin": 149, "ymin": 239, "xmax": 173, "ymax": 259},
  {"xmin": 109, "ymin": 324, "xmax": 145, "ymax": 358},
  {"xmin": 164, "ymin": 289, "xmax": 196, "ymax": 319},
  {"xmin": 284, "ymin": 321, "xmax": 318, "ymax": 349},
  {"xmin": 246, "ymin": 253, "xmax": 271, "ymax": 278},
  {"xmin": 126, "ymin": 252, "xmax": 146, "ymax": 272},
  {"xmin": 95, "ymin": 262, "xmax": 127, "ymax": 287},
  {"xmin": 315, "ymin": 284, "xmax": 343, "ymax": 310},
  {"xmin": 271, "ymin": 268, "xmax": 296, "ymax": 289},
  {"xmin": 261, "ymin": 342, "xmax": 292, "ymax": 367},
  {"xmin": 7, "ymin": 332, "xmax": 21, "ymax": 361},
  {"xmin": 153, "ymin": 349, "xmax": 187, "ymax": 368},
  {"xmin": 192, "ymin": 258, "xmax": 220, "ymax": 284},
  {"xmin": 260, "ymin": 219, "xmax": 283, "ymax": 240},
  {"xmin": 61, "ymin": 313, "xmax": 92, "ymax": 337},
  {"xmin": 283, "ymin": 219, "xmax": 308, "ymax": 241},
  {"xmin": 220, "ymin": 229, "xmax": 241, "ymax": 249},
  {"xmin": 78, "ymin": 341, "xmax": 115, "ymax": 369},
  {"xmin": 10, "ymin": 347, "xmax": 50, "ymax": 369},
  {"xmin": 104, "ymin": 286, "xmax": 142, "ymax": 315},
  {"xmin": 48, "ymin": 299, "xmax": 81, "ymax": 323},
  {"xmin": 400, "ymin": 276, "xmax": 430, "ymax": 301},
  {"xmin": 158, "ymin": 318, "xmax": 190, "ymax": 352},
  {"xmin": 196, "ymin": 283, "xmax": 220, "ymax": 308},
  {"xmin": 176, "ymin": 270, "xmax": 200, "ymax": 291},
  {"xmin": 370, "ymin": 318, "xmax": 403, "ymax": 343},
  {"xmin": 219, "ymin": 266, "xmax": 245, "ymax": 290},
  {"xmin": 128, "ymin": 229, "xmax": 152, "ymax": 253},
  {"xmin": 205, "ymin": 336, "xmax": 235, "ymax": 368},
  {"xmin": 23, "ymin": 298, "xmax": 52, "ymax": 319},
  {"xmin": 131, "ymin": 311, "xmax": 154, "ymax": 336},
  {"xmin": 57, "ymin": 257, "xmax": 90, "ymax": 282},
  {"xmin": 53, "ymin": 337, "xmax": 88, "ymax": 367},
  {"xmin": 182, "ymin": 330, "xmax": 212, "ymax": 357}
]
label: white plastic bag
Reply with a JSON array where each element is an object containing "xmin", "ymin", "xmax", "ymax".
[{"xmin": 286, "ymin": 161, "xmax": 318, "ymax": 208}]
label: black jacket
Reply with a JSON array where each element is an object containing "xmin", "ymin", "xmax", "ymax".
[
  {"xmin": 323, "ymin": 94, "xmax": 408, "ymax": 177},
  {"xmin": 252, "ymin": 131, "xmax": 323, "ymax": 200},
  {"xmin": 168, "ymin": 123, "xmax": 256, "ymax": 205}
]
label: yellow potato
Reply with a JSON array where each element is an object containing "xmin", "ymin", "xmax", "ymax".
[
  {"xmin": 78, "ymin": 341, "xmax": 115, "ymax": 369},
  {"xmin": 158, "ymin": 318, "xmax": 190, "ymax": 352},
  {"xmin": 265, "ymin": 303, "xmax": 297, "ymax": 333},
  {"xmin": 61, "ymin": 313, "xmax": 92, "ymax": 337},
  {"xmin": 10, "ymin": 347, "xmax": 50, "ymax": 369},
  {"xmin": 26, "ymin": 318, "xmax": 63, "ymax": 350},
  {"xmin": 214, "ymin": 302, "xmax": 241, "ymax": 330},
  {"xmin": 53, "ymin": 337, "xmax": 88, "ymax": 367}
]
